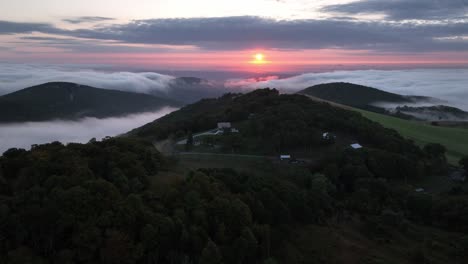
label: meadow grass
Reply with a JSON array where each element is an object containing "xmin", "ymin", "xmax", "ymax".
[{"xmin": 356, "ymin": 109, "xmax": 468, "ymax": 164}]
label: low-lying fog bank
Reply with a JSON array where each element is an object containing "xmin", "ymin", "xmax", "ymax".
[{"xmin": 0, "ymin": 107, "xmax": 177, "ymax": 154}]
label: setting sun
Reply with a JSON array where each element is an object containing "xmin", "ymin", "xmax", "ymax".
[
  {"xmin": 251, "ymin": 53, "xmax": 268, "ymax": 65},
  {"xmin": 255, "ymin": 53, "xmax": 264, "ymax": 61}
]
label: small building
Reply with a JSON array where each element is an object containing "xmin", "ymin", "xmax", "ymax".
[
  {"xmin": 217, "ymin": 122, "xmax": 232, "ymax": 129},
  {"xmin": 231, "ymin": 128, "xmax": 239, "ymax": 133},
  {"xmin": 350, "ymin": 143, "xmax": 363, "ymax": 149},
  {"xmin": 322, "ymin": 132, "xmax": 336, "ymax": 141},
  {"xmin": 415, "ymin": 188, "xmax": 425, "ymax": 193},
  {"xmin": 280, "ymin": 155, "xmax": 291, "ymax": 161}
]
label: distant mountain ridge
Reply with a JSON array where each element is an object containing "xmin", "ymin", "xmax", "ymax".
[
  {"xmin": 0, "ymin": 82, "xmax": 179, "ymax": 123},
  {"xmin": 298, "ymin": 82, "xmax": 421, "ymax": 108}
]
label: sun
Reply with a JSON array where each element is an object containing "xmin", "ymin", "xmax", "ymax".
[
  {"xmin": 255, "ymin": 53, "xmax": 264, "ymax": 62},
  {"xmin": 249, "ymin": 52, "xmax": 270, "ymax": 66}
]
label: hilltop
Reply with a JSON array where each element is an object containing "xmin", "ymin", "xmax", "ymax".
[
  {"xmin": 298, "ymin": 82, "xmax": 468, "ymax": 123},
  {"xmin": 0, "ymin": 82, "xmax": 180, "ymax": 122},
  {"xmin": 298, "ymin": 82, "xmax": 420, "ymax": 110},
  {"xmin": 129, "ymin": 88, "xmax": 426, "ymax": 160}
]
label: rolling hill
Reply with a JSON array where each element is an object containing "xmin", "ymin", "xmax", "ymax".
[
  {"xmin": 298, "ymin": 82, "xmax": 426, "ymax": 111},
  {"xmin": 0, "ymin": 82, "xmax": 180, "ymax": 122},
  {"xmin": 303, "ymin": 93, "xmax": 468, "ymax": 164},
  {"xmin": 129, "ymin": 88, "xmax": 425, "ymax": 160},
  {"xmin": 357, "ymin": 108, "xmax": 468, "ymax": 164},
  {"xmin": 2, "ymin": 89, "xmax": 466, "ymax": 264}
]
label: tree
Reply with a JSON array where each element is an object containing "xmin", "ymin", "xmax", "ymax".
[
  {"xmin": 185, "ymin": 132, "xmax": 194, "ymax": 151},
  {"xmin": 460, "ymin": 156, "xmax": 468, "ymax": 174},
  {"xmin": 199, "ymin": 240, "xmax": 222, "ymax": 264}
]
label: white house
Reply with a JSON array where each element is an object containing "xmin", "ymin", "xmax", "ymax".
[
  {"xmin": 323, "ymin": 132, "xmax": 336, "ymax": 140},
  {"xmin": 280, "ymin": 155, "xmax": 291, "ymax": 161},
  {"xmin": 350, "ymin": 143, "xmax": 363, "ymax": 149},
  {"xmin": 217, "ymin": 122, "xmax": 232, "ymax": 129}
]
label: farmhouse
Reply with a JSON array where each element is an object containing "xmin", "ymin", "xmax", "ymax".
[
  {"xmin": 322, "ymin": 132, "xmax": 336, "ymax": 140},
  {"xmin": 217, "ymin": 122, "xmax": 232, "ymax": 129}
]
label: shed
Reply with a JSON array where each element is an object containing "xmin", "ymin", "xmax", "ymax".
[{"xmin": 350, "ymin": 143, "xmax": 363, "ymax": 149}]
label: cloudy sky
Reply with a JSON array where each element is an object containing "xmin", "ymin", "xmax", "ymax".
[{"xmin": 1, "ymin": 0, "xmax": 467, "ymax": 71}]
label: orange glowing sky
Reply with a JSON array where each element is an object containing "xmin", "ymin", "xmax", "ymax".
[
  {"xmin": 0, "ymin": 0, "xmax": 467, "ymax": 72},
  {"xmin": 2, "ymin": 47, "xmax": 468, "ymax": 72}
]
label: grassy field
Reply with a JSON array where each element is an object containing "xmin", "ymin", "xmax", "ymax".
[{"xmin": 356, "ymin": 109, "xmax": 468, "ymax": 164}]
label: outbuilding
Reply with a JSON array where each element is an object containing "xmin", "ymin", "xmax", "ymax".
[{"xmin": 350, "ymin": 143, "xmax": 363, "ymax": 149}]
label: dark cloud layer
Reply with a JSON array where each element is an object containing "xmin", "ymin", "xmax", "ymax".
[
  {"xmin": 322, "ymin": 0, "xmax": 468, "ymax": 20},
  {"xmin": 62, "ymin": 16, "xmax": 115, "ymax": 24},
  {"xmin": 0, "ymin": 20, "xmax": 60, "ymax": 34},
  {"xmin": 65, "ymin": 16, "xmax": 468, "ymax": 51},
  {"xmin": 1, "ymin": 15, "xmax": 468, "ymax": 52}
]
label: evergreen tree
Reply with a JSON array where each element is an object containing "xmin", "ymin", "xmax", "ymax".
[
  {"xmin": 185, "ymin": 131, "xmax": 194, "ymax": 151},
  {"xmin": 199, "ymin": 240, "xmax": 222, "ymax": 264}
]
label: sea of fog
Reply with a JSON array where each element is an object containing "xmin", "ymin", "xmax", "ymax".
[
  {"xmin": 0, "ymin": 107, "xmax": 177, "ymax": 154},
  {"xmin": 1, "ymin": 64, "xmax": 468, "ymax": 154},
  {"xmin": 233, "ymin": 68, "xmax": 468, "ymax": 111}
]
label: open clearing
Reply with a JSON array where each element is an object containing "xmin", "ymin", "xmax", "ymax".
[
  {"xmin": 357, "ymin": 109, "xmax": 468, "ymax": 164},
  {"xmin": 304, "ymin": 94, "xmax": 468, "ymax": 164}
]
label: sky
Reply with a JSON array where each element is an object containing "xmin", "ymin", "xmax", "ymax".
[{"xmin": 1, "ymin": 0, "xmax": 467, "ymax": 72}]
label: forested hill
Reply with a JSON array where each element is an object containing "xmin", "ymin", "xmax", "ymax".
[
  {"xmin": 129, "ymin": 88, "xmax": 422, "ymax": 157},
  {"xmin": 0, "ymin": 82, "xmax": 179, "ymax": 122},
  {"xmin": 1, "ymin": 90, "xmax": 467, "ymax": 263},
  {"xmin": 298, "ymin": 82, "xmax": 418, "ymax": 108}
]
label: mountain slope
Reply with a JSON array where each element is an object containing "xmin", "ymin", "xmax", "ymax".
[
  {"xmin": 298, "ymin": 82, "xmax": 416, "ymax": 109},
  {"xmin": 0, "ymin": 82, "xmax": 179, "ymax": 122},
  {"xmin": 129, "ymin": 88, "xmax": 425, "ymax": 159}
]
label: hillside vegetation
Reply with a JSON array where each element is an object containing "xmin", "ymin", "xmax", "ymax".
[
  {"xmin": 0, "ymin": 82, "xmax": 179, "ymax": 122},
  {"xmin": 130, "ymin": 89, "xmax": 423, "ymax": 158},
  {"xmin": 1, "ymin": 89, "xmax": 467, "ymax": 263},
  {"xmin": 1, "ymin": 126, "xmax": 466, "ymax": 263}
]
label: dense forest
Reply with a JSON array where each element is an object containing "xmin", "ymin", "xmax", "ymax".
[
  {"xmin": 1, "ymin": 138, "xmax": 468, "ymax": 263},
  {"xmin": 1, "ymin": 89, "xmax": 468, "ymax": 263}
]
